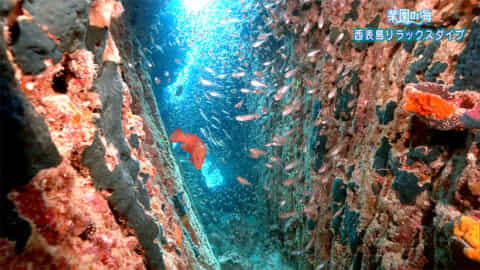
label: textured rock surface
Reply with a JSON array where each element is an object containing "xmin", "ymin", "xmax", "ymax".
[
  {"xmin": 257, "ymin": 0, "xmax": 480, "ymax": 269},
  {"xmin": 2, "ymin": 0, "xmax": 480, "ymax": 269},
  {"xmin": 0, "ymin": 0, "xmax": 219, "ymax": 269}
]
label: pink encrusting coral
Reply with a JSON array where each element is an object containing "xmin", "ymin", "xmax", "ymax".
[
  {"xmin": 6, "ymin": 162, "xmax": 146, "ymax": 270},
  {"xmin": 0, "ymin": 45, "xmax": 149, "ymax": 268},
  {"xmin": 68, "ymin": 49, "xmax": 98, "ymax": 93},
  {"xmin": 16, "ymin": 50, "xmax": 101, "ymax": 157},
  {"xmin": 9, "ymin": 58, "xmax": 189, "ymax": 270},
  {"xmin": 39, "ymin": 94, "xmax": 94, "ymax": 156},
  {"xmin": 103, "ymin": 32, "xmax": 122, "ymax": 64},
  {"xmin": 1, "ymin": 0, "xmax": 220, "ymax": 269},
  {"xmin": 89, "ymin": 0, "xmax": 124, "ymax": 28}
]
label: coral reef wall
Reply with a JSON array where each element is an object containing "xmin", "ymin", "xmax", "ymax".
[
  {"xmin": 0, "ymin": 0, "xmax": 218, "ymax": 269},
  {"xmin": 259, "ymin": 0, "xmax": 480, "ymax": 269}
]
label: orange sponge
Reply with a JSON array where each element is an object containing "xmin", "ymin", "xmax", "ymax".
[
  {"xmin": 454, "ymin": 216, "xmax": 480, "ymax": 262},
  {"xmin": 403, "ymin": 84, "xmax": 455, "ymax": 119}
]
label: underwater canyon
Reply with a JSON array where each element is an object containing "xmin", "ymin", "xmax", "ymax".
[{"xmin": 1, "ymin": 0, "xmax": 480, "ymax": 269}]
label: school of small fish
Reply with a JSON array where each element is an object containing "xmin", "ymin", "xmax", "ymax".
[{"xmin": 151, "ymin": 0, "xmax": 331, "ymax": 267}]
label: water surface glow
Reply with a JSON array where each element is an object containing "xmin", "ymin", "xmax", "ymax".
[
  {"xmin": 182, "ymin": 0, "xmax": 212, "ymax": 12},
  {"xmin": 201, "ymin": 158, "xmax": 224, "ymax": 188},
  {"xmin": 164, "ymin": 0, "xmax": 248, "ymax": 104}
]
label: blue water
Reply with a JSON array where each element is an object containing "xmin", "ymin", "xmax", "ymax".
[
  {"xmin": 156, "ymin": 0, "xmax": 259, "ymax": 174},
  {"xmin": 152, "ymin": 0, "xmax": 263, "ymax": 236},
  {"xmin": 154, "ymin": 0, "xmax": 265, "ymax": 195},
  {"xmin": 141, "ymin": 0, "xmax": 297, "ymax": 268}
]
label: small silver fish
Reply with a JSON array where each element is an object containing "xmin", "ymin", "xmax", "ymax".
[
  {"xmin": 274, "ymin": 85, "xmax": 290, "ymax": 101},
  {"xmin": 302, "ymin": 22, "xmax": 311, "ymax": 36},
  {"xmin": 285, "ymin": 68, "xmax": 296, "ymax": 79},
  {"xmin": 307, "ymin": 49, "xmax": 321, "ymax": 57},
  {"xmin": 251, "ymin": 80, "xmax": 267, "ymax": 88},
  {"xmin": 282, "ymin": 105, "xmax": 295, "ymax": 116},
  {"xmin": 200, "ymin": 128, "xmax": 208, "ymax": 138},
  {"xmin": 236, "ymin": 114, "xmax": 260, "ymax": 121},
  {"xmin": 199, "ymin": 109, "xmax": 209, "ymax": 122},
  {"xmin": 257, "ymin": 33, "xmax": 272, "ymax": 40},
  {"xmin": 205, "ymin": 67, "xmax": 215, "ymax": 74},
  {"xmin": 208, "ymin": 91, "xmax": 224, "ymax": 98},
  {"xmin": 285, "ymin": 160, "xmax": 299, "ymax": 171},
  {"xmin": 252, "ymin": 39, "xmax": 266, "ymax": 48},
  {"xmin": 328, "ymin": 144, "xmax": 343, "ymax": 157},
  {"xmin": 232, "ymin": 72, "xmax": 246, "ymax": 78},
  {"xmin": 315, "ymin": 259, "xmax": 329, "ymax": 270},
  {"xmin": 335, "ymin": 33, "xmax": 344, "ymax": 44},
  {"xmin": 200, "ymin": 78, "xmax": 217, "ymax": 87},
  {"xmin": 235, "ymin": 99, "xmax": 244, "ymax": 108},
  {"xmin": 291, "ymin": 250, "xmax": 307, "ymax": 256}
]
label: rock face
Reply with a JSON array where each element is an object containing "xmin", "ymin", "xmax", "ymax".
[
  {"xmin": 2, "ymin": 0, "xmax": 480, "ymax": 269},
  {"xmin": 0, "ymin": 1, "xmax": 218, "ymax": 269},
  {"xmin": 256, "ymin": 0, "xmax": 480, "ymax": 269}
]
